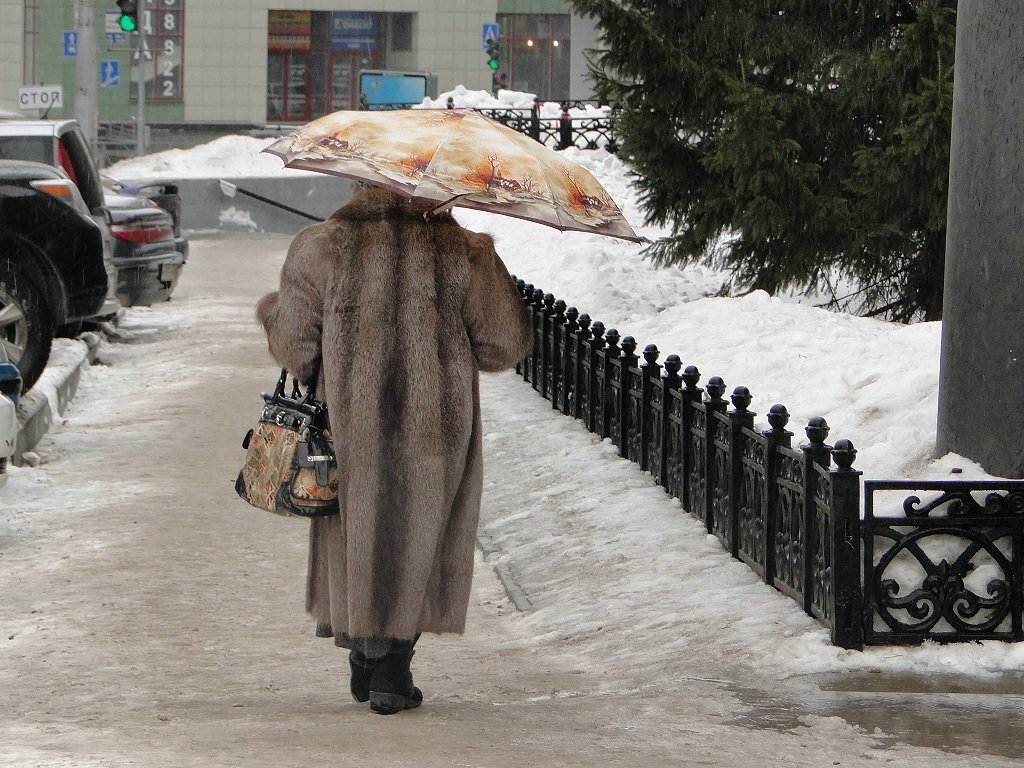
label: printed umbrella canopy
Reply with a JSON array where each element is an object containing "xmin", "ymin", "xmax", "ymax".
[{"xmin": 262, "ymin": 109, "xmax": 641, "ymax": 242}]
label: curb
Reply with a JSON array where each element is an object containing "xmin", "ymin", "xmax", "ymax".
[{"xmin": 13, "ymin": 332, "xmax": 102, "ymax": 465}]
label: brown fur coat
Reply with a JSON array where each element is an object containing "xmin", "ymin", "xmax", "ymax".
[{"xmin": 257, "ymin": 188, "xmax": 532, "ymax": 643}]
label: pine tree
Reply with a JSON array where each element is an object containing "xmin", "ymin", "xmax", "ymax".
[{"xmin": 572, "ymin": 0, "xmax": 957, "ymax": 321}]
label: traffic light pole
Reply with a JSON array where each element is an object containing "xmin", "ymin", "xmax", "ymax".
[
  {"xmin": 74, "ymin": 0, "xmax": 99, "ymax": 154},
  {"xmin": 135, "ymin": 22, "xmax": 146, "ymax": 156}
]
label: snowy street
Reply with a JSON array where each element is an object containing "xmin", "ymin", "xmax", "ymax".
[{"xmin": 1, "ymin": 233, "xmax": 1022, "ymax": 766}]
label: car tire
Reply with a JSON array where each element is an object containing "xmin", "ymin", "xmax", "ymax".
[{"xmin": 0, "ymin": 252, "xmax": 55, "ymax": 392}]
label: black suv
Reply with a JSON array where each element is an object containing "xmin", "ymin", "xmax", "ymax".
[{"xmin": 0, "ymin": 159, "xmax": 109, "ymax": 389}]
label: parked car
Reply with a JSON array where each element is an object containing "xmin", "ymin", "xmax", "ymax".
[
  {"xmin": 0, "ymin": 118, "xmax": 187, "ymax": 308},
  {"xmin": 103, "ymin": 185, "xmax": 187, "ymax": 306},
  {"xmin": 0, "ymin": 159, "xmax": 112, "ymax": 390}
]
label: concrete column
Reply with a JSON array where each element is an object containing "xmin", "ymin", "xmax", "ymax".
[
  {"xmin": 73, "ymin": 0, "xmax": 98, "ymax": 153},
  {"xmin": 937, "ymin": 0, "xmax": 1024, "ymax": 477}
]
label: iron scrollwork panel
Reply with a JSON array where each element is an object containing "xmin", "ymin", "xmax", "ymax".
[
  {"xmin": 867, "ymin": 525, "xmax": 1014, "ymax": 640},
  {"xmin": 593, "ymin": 351, "xmax": 609, "ymax": 438},
  {"xmin": 607, "ymin": 358, "xmax": 623, "ymax": 447},
  {"xmin": 626, "ymin": 367, "xmax": 644, "ymax": 463},
  {"xmin": 710, "ymin": 411, "xmax": 732, "ymax": 551},
  {"xmin": 646, "ymin": 379, "xmax": 664, "ymax": 483},
  {"xmin": 578, "ymin": 343, "xmax": 593, "ymax": 429},
  {"xmin": 738, "ymin": 430, "xmax": 768, "ymax": 578},
  {"xmin": 686, "ymin": 403, "xmax": 707, "ymax": 522},
  {"xmin": 546, "ymin": 325, "xmax": 560, "ymax": 406},
  {"xmin": 772, "ymin": 446, "xmax": 806, "ymax": 602},
  {"xmin": 809, "ymin": 464, "xmax": 833, "ymax": 622},
  {"xmin": 863, "ymin": 481, "xmax": 1024, "ymax": 643},
  {"xmin": 665, "ymin": 390, "xmax": 684, "ymax": 500}
]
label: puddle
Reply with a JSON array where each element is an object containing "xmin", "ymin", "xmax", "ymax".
[{"xmin": 727, "ymin": 674, "xmax": 1024, "ymax": 757}]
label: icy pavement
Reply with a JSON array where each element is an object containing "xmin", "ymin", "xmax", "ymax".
[{"xmin": 0, "ymin": 234, "xmax": 1021, "ymax": 767}]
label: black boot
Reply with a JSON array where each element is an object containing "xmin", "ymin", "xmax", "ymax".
[
  {"xmin": 348, "ymin": 651, "xmax": 377, "ymax": 703},
  {"xmin": 368, "ymin": 640, "xmax": 423, "ymax": 715}
]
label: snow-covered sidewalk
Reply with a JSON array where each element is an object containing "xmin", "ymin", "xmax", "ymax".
[{"xmin": 0, "ymin": 234, "xmax": 1021, "ymax": 766}]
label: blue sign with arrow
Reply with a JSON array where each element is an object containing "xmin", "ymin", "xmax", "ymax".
[
  {"xmin": 63, "ymin": 31, "xmax": 78, "ymax": 57},
  {"xmin": 100, "ymin": 60, "xmax": 120, "ymax": 88}
]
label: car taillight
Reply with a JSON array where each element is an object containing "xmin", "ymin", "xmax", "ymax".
[
  {"xmin": 29, "ymin": 178, "xmax": 89, "ymax": 213},
  {"xmin": 109, "ymin": 219, "xmax": 174, "ymax": 243}
]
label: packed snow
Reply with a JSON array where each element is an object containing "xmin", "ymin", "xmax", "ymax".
[{"xmin": 54, "ymin": 86, "xmax": 1022, "ymax": 683}]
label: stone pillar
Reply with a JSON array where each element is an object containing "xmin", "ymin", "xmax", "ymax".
[{"xmin": 937, "ymin": 0, "xmax": 1024, "ymax": 477}]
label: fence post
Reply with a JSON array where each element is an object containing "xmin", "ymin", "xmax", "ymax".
[
  {"xmin": 801, "ymin": 416, "xmax": 832, "ymax": 615},
  {"xmin": 763, "ymin": 404, "xmax": 793, "ymax": 585},
  {"xmin": 598, "ymin": 327, "xmax": 618, "ymax": 442},
  {"xmin": 635, "ymin": 344, "xmax": 660, "ymax": 468},
  {"xmin": 572, "ymin": 313, "xmax": 592, "ymax": 421},
  {"xmin": 559, "ymin": 103, "xmax": 572, "ymax": 150},
  {"xmin": 680, "ymin": 364, "xmax": 702, "ymax": 513},
  {"xmin": 657, "ymin": 354, "xmax": 682, "ymax": 489},
  {"xmin": 829, "ymin": 438, "xmax": 864, "ymax": 650},
  {"xmin": 548, "ymin": 299, "xmax": 566, "ymax": 409},
  {"xmin": 530, "ymin": 98, "xmax": 541, "ymax": 142},
  {"xmin": 513, "ymin": 278, "xmax": 526, "ymax": 376},
  {"xmin": 536, "ymin": 292, "xmax": 554, "ymax": 397},
  {"xmin": 560, "ymin": 307, "xmax": 579, "ymax": 415},
  {"xmin": 520, "ymin": 283, "xmax": 535, "ymax": 382},
  {"xmin": 703, "ymin": 376, "xmax": 728, "ymax": 534},
  {"xmin": 727, "ymin": 386, "xmax": 755, "ymax": 558},
  {"xmin": 584, "ymin": 320, "xmax": 605, "ymax": 433},
  {"xmin": 531, "ymin": 288, "xmax": 546, "ymax": 393},
  {"xmin": 617, "ymin": 336, "xmax": 639, "ymax": 458}
]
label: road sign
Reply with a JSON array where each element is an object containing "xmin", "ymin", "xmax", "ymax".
[
  {"xmin": 482, "ymin": 22, "xmax": 499, "ymax": 48},
  {"xmin": 18, "ymin": 85, "xmax": 64, "ymax": 111},
  {"xmin": 63, "ymin": 31, "xmax": 78, "ymax": 57},
  {"xmin": 105, "ymin": 12, "xmax": 122, "ymax": 34},
  {"xmin": 100, "ymin": 60, "xmax": 120, "ymax": 88},
  {"xmin": 106, "ymin": 32, "xmax": 127, "ymax": 45}
]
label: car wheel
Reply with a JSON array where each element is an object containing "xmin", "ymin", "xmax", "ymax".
[{"xmin": 0, "ymin": 256, "xmax": 55, "ymax": 392}]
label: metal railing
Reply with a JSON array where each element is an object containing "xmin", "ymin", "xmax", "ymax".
[
  {"xmin": 513, "ymin": 281, "xmax": 1024, "ymax": 649},
  {"xmin": 369, "ymin": 100, "xmax": 619, "ymax": 153}
]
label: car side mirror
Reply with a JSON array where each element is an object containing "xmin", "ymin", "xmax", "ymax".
[{"xmin": 0, "ymin": 362, "xmax": 23, "ymax": 405}]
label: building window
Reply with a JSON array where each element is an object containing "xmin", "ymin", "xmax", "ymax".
[
  {"xmin": 495, "ymin": 13, "xmax": 570, "ymax": 100},
  {"xmin": 390, "ymin": 13, "xmax": 413, "ymax": 52},
  {"xmin": 266, "ymin": 10, "xmax": 383, "ymax": 121}
]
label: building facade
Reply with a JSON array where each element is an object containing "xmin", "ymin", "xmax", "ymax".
[{"xmin": 1, "ymin": 1, "xmax": 600, "ymax": 130}]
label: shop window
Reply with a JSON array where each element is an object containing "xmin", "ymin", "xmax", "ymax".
[{"xmin": 495, "ymin": 13, "xmax": 570, "ymax": 100}]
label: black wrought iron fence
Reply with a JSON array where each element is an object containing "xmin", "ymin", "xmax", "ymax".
[
  {"xmin": 368, "ymin": 100, "xmax": 619, "ymax": 152},
  {"xmin": 512, "ymin": 281, "xmax": 1024, "ymax": 649}
]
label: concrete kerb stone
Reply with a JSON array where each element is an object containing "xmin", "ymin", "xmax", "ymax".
[{"xmin": 13, "ymin": 331, "xmax": 102, "ymax": 464}]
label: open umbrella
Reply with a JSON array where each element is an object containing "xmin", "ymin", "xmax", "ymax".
[{"xmin": 262, "ymin": 109, "xmax": 641, "ymax": 242}]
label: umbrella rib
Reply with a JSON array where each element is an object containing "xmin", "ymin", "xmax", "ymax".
[{"xmin": 425, "ymin": 194, "xmax": 469, "ymax": 219}]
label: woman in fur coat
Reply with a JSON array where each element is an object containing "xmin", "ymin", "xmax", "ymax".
[{"xmin": 257, "ymin": 187, "xmax": 533, "ymax": 714}]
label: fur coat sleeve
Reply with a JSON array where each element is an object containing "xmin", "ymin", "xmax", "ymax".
[
  {"xmin": 463, "ymin": 241, "xmax": 533, "ymax": 372},
  {"xmin": 255, "ymin": 226, "xmax": 337, "ymax": 385}
]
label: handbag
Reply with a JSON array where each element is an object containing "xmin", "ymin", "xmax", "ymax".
[{"xmin": 234, "ymin": 363, "xmax": 339, "ymax": 518}]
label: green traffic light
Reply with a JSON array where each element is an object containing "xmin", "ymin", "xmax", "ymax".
[
  {"xmin": 488, "ymin": 59, "xmax": 499, "ymax": 70},
  {"xmin": 118, "ymin": 14, "xmax": 137, "ymax": 32}
]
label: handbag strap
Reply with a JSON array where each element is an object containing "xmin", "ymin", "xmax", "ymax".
[{"xmin": 273, "ymin": 356, "xmax": 323, "ymax": 404}]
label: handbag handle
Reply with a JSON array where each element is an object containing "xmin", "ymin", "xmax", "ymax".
[{"xmin": 272, "ymin": 357, "xmax": 323, "ymax": 408}]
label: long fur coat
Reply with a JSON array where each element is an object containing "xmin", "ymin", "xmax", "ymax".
[{"xmin": 257, "ymin": 188, "xmax": 533, "ymax": 644}]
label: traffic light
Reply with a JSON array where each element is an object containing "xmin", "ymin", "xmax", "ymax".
[
  {"xmin": 485, "ymin": 39, "xmax": 500, "ymax": 71},
  {"xmin": 116, "ymin": 0, "xmax": 138, "ymax": 33}
]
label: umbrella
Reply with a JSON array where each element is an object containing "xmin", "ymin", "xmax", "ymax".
[{"xmin": 262, "ymin": 109, "xmax": 641, "ymax": 243}]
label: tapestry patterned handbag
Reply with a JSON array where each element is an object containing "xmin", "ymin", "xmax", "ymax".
[{"xmin": 235, "ymin": 364, "xmax": 339, "ymax": 518}]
